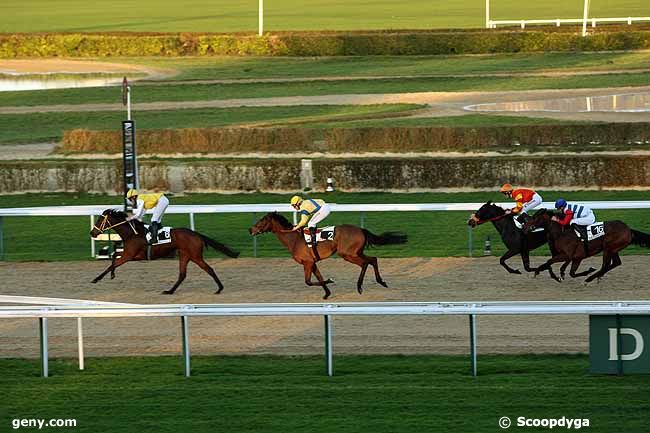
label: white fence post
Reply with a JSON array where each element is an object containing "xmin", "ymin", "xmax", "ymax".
[
  {"xmin": 39, "ymin": 318, "xmax": 48, "ymax": 377},
  {"xmin": 189, "ymin": 213, "xmax": 195, "ymax": 231},
  {"xmin": 181, "ymin": 315, "xmax": 191, "ymax": 377},
  {"xmin": 258, "ymin": 0, "xmax": 264, "ymax": 36},
  {"xmin": 324, "ymin": 315, "xmax": 333, "ymax": 376},
  {"xmin": 485, "ymin": 0, "xmax": 490, "ymax": 28},
  {"xmin": 582, "ymin": 0, "xmax": 590, "ymax": 36},
  {"xmin": 78, "ymin": 317, "xmax": 85, "ymax": 370},
  {"xmin": 469, "ymin": 314, "xmax": 477, "ymax": 377},
  {"xmin": 90, "ymin": 215, "xmax": 95, "ymax": 258}
]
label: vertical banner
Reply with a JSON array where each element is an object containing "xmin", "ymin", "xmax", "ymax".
[{"xmin": 122, "ymin": 120, "xmax": 138, "ymax": 209}]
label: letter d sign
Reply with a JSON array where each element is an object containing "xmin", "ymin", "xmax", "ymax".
[
  {"xmin": 609, "ymin": 328, "xmax": 644, "ymax": 361},
  {"xmin": 590, "ymin": 315, "xmax": 650, "ymax": 374}
]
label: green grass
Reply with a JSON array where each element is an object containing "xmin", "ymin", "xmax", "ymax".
[
  {"xmin": 132, "ymin": 52, "xmax": 650, "ymax": 81},
  {"xmin": 3, "ymin": 73, "xmax": 650, "ymax": 108},
  {"xmin": 2, "ymin": 354, "xmax": 649, "ymax": 433},
  {"xmin": 0, "ymin": 104, "xmax": 420, "ymax": 144},
  {"xmin": 0, "ymin": 0, "xmax": 647, "ymax": 32},
  {"xmin": 1, "ymin": 191, "xmax": 649, "ymax": 261}
]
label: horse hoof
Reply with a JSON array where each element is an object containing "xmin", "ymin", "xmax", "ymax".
[
  {"xmin": 323, "ymin": 293, "xmax": 330, "ymax": 300},
  {"xmin": 326, "ymin": 278, "xmax": 336, "ymax": 285},
  {"xmin": 91, "ymin": 280, "xmax": 98, "ymax": 284},
  {"xmin": 512, "ymin": 269, "xmax": 522, "ymax": 275},
  {"xmin": 110, "ymin": 275, "xmax": 115, "ymax": 280},
  {"xmin": 161, "ymin": 290, "xmax": 173, "ymax": 295},
  {"xmin": 357, "ymin": 286, "xmax": 363, "ymax": 295},
  {"xmin": 378, "ymin": 280, "xmax": 388, "ymax": 288}
]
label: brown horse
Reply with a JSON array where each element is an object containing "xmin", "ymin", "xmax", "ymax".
[
  {"xmin": 249, "ymin": 212, "xmax": 407, "ymax": 299},
  {"xmin": 523, "ymin": 209, "xmax": 650, "ymax": 283},
  {"xmin": 90, "ymin": 209, "xmax": 239, "ymax": 294}
]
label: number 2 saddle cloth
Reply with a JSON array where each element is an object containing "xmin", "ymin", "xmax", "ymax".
[{"xmin": 302, "ymin": 226, "xmax": 336, "ymax": 245}]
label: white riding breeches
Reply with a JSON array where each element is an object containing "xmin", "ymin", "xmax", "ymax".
[
  {"xmin": 151, "ymin": 195, "xmax": 169, "ymax": 223},
  {"xmin": 521, "ymin": 193, "xmax": 543, "ymax": 214},
  {"xmin": 308, "ymin": 203, "xmax": 331, "ymax": 228},
  {"xmin": 571, "ymin": 211, "xmax": 595, "ymax": 227}
]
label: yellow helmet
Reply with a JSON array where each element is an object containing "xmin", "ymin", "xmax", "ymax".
[
  {"xmin": 126, "ymin": 189, "xmax": 138, "ymax": 199},
  {"xmin": 290, "ymin": 195, "xmax": 302, "ymax": 206},
  {"xmin": 499, "ymin": 183, "xmax": 513, "ymax": 193}
]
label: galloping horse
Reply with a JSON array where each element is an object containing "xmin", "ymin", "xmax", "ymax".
[
  {"xmin": 523, "ymin": 209, "xmax": 650, "ymax": 283},
  {"xmin": 467, "ymin": 201, "xmax": 551, "ymax": 275},
  {"xmin": 249, "ymin": 212, "xmax": 407, "ymax": 299},
  {"xmin": 90, "ymin": 209, "xmax": 239, "ymax": 294}
]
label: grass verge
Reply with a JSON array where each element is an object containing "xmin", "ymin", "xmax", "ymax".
[{"xmin": 2, "ymin": 354, "xmax": 649, "ymax": 433}]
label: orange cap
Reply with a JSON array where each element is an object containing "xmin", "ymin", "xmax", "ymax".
[{"xmin": 500, "ymin": 183, "xmax": 513, "ymax": 193}]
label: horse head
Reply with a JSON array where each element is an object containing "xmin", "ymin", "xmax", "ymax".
[
  {"xmin": 468, "ymin": 201, "xmax": 506, "ymax": 228},
  {"xmin": 522, "ymin": 208, "xmax": 553, "ymax": 233},
  {"xmin": 249, "ymin": 212, "xmax": 292, "ymax": 235},
  {"xmin": 90, "ymin": 208, "xmax": 142, "ymax": 238}
]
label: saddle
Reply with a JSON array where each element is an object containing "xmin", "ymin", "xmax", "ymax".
[
  {"xmin": 303, "ymin": 226, "xmax": 335, "ymax": 244},
  {"xmin": 144, "ymin": 225, "xmax": 172, "ymax": 245}
]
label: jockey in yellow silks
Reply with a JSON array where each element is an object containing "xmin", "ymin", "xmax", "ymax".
[
  {"xmin": 290, "ymin": 195, "xmax": 331, "ymax": 259},
  {"xmin": 125, "ymin": 189, "xmax": 169, "ymax": 244}
]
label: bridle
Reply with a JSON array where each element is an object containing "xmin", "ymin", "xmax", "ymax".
[
  {"xmin": 93, "ymin": 214, "xmax": 139, "ymax": 235},
  {"xmin": 470, "ymin": 212, "xmax": 509, "ymax": 226}
]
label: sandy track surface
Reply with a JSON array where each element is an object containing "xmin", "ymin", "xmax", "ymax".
[
  {"xmin": 3, "ymin": 86, "xmax": 650, "ymax": 123},
  {"xmin": 1, "ymin": 256, "xmax": 647, "ymax": 359}
]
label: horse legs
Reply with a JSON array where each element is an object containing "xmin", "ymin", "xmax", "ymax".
[
  {"xmin": 533, "ymin": 255, "xmax": 567, "ymax": 283},
  {"xmin": 162, "ymin": 252, "xmax": 190, "ymax": 295},
  {"xmin": 559, "ymin": 261, "xmax": 570, "ymax": 280},
  {"xmin": 368, "ymin": 256, "xmax": 388, "ymax": 288},
  {"xmin": 340, "ymin": 255, "xmax": 369, "ymax": 294},
  {"xmin": 192, "ymin": 257, "xmax": 224, "ymax": 294},
  {"xmin": 303, "ymin": 262, "xmax": 332, "ymax": 299},
  {"xmin": 499, "ymin": 249, "xmax": 522, "ymax": 274},
  {"xmin": 568, "ymin": 259, "xmax": 596, "ymax": 278},
  {"xmin": 585, "ymin": 250, "xmax": 613, "ymax": 283},
  {"xmin": 110, "ymin": 250, "xmax": 119, "ymax": 279},
  {"xmin": 91, "ymin": 254, "xmax": 131, "ymax": 284}
]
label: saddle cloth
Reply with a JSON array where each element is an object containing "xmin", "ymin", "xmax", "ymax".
[
  {"xmin": 575, "ymin": 222, "xmax": 605, "ymax": 242},
  {"xmin": 144, "ymin": 225, "xmax": 172, "ymax": 245},
  {"xmin": 303, "ymin": 226, "xmax": 335, "ymax": 244}
]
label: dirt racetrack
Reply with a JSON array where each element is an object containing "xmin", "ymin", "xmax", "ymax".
[{"xmin": 0, "ymin": 256, "xmax": 648, "ymax": 359}]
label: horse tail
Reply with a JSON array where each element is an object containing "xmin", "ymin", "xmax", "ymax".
[
  {"xmin": 363, "ymin": 229, "xmax": 408, "ymax": 247},
  {"xmin": 199, "ymin": 234, "xmax": 240, "ymax": 258},
  {"xmin": 631, "ymin": 229, "xmax": 650, "ymax": 248}
]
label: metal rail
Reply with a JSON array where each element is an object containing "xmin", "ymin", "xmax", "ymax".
[{"xmin": 2, "ymin": 300, "xmax": 650, "ymax": 378}]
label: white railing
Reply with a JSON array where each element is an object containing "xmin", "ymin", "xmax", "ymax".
[
  {"xmin": 2, "ymin": 296, "xmax": 649, "ymax": 378},
  {"xmin": 1, "ymin": 201, "xmax": 649, "ymax": 259},
  {"xmin": 488, "ymin": 17, "xmax": 650, "ymax": 29}
]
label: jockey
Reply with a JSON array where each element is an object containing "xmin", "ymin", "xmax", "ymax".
[
  {"xmin": 290, "ymin": 195, "xmax": 331, "ymax": 260},
  {"xmin": 125, "ymin": 189, "xmax": 169, "ymax": 244},
  {"xmin": 500, "ymin": 183, "xmax": 543, "ymax": 224},
  {"xmin": 552, "ymin": 198, "xmax": 596, "ymax": 244}
]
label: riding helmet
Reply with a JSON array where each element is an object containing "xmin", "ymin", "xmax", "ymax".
[{"xmin": 555, "ymin": 198, "xmax": 567, "ymax": 209}]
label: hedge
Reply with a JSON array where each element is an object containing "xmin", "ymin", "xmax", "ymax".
[
  {"xmin": 3, "ymin": 28, "xmax": 650, "ymax": 57},
  {"xmin": 59, "ymin": 123, "xmax": 650, "ymax": 154}
]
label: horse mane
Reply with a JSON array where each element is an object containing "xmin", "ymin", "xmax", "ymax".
[
  {"xmin": 106, "ymin": 208, "xmax": 128, "ymax": 220},
  {"xmin": 269, "ymin": 212, "xmax": 293, "ymax": 229}
]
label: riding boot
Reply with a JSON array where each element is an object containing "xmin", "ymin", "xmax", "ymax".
[
  {"xmin": 309, "ymin": 226, "xmax": 321, "ymax": 261},
  {"xmin": 149, "ymin": 221, "xmax": 160, "ymax": 245},
  {"xmin": 516, "ymin": 213, "xmax": 528, "ymax": 225},
  {"xmin": 572, "ymin": 224, "xmax": 589, "ymax": 256}
]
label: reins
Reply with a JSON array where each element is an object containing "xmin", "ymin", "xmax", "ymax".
[
  {"xmin": 474, "ymin": 213, "xmax": 509, "ymax": 226},
  {"xmin": 93, "ymin": 214, "xmax": 139, "ymax": 235}
]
